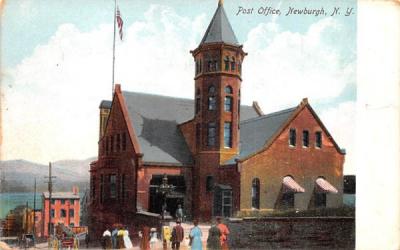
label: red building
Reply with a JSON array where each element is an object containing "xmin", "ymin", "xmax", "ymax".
[
  {"xmin": 42, "ymin": 187, "xmax": 80, "ymax": 237},
  {"xmin": 89, "ymin": 0, "xmax": 345, "ymax": 230}
]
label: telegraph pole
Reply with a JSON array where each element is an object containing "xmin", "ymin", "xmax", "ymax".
[{"xmin": 45, "ymin": 162, "xmax": 56, "ymax": 247}]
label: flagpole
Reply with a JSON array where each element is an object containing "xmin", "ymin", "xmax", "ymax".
[{"xmin": 112, "ymin": 0, "xmax": 117, "ymax": 97}]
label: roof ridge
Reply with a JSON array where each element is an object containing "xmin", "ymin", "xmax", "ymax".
[
  {"xmin": 122, "ymin": 91, "xmax": 194, "ymax": 102},
  {"xmin": 240, "ymin": 106, "xmax": 298, "ymax": 124}
]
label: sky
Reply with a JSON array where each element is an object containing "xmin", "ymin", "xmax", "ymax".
[{"xmin": 0, "ymin": 0, "xmax": 356, "ymax": 174}]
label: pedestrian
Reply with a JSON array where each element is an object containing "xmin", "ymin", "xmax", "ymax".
[
  {"xmin": 140, "ymin": 226, "xmax": 150, "ymax": 250},
  {"xmin": 112, "ymin": 226, "xmax": 118, "ymax": 249},
  {"xmin": 123, "ymin": 226, "xmax": 133, "ymax": 249},
  {"xmin": 149, "ymin": 228, "xmax": 158, "ymax": 250},
  {"xmin": 171, "ymin": 220, "xmax": 184, "ymax": 250},
  {"xmin": 207, "ymin": 219, "xmax": 221, "ymax": 250},
  {"xmin": 102, "ymin": 228, "xmax": 112, "ymax": 250},
  {"xmin": 175, "ymin": 204, "xmax": 184, "ymax": 222},
  {"xmin": 117, "ymin": 226, "xmax": 126, "ymax": 249},
  {"xmin": 189, "ymin": 219, "xmax": 203, "ymax": 250},
  {"xmin": 85, "ymin": 232, "xmax": 90, "ymax": 249},
  {"xmin": 216, "ymin": 217, "xmax": 230, "ymax": 250}
]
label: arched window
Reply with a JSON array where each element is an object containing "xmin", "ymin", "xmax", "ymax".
[
  {"xmin": 225, "ymin": 86, "xmax": 233, "ymax": 94},
  {"xmin": 251, "ymin": 178, "xmax": 260, "ymax": 209},
  {"xmin": 224, "ymin": 56, "xmax": 230, "ymax": 71},
  {"xmin": 207, "ymin": 60, "xmax": 213, "ymax": 72},
  {"xmin": 231, "ymin": 57, "xmax": 236, "ymax": 71},
  {"xmin": 208, "ymin": 85, "xmax": 216, "ymax": 94},
  {"xmin": 207, "ymin": 122, "xmax": 216, "ymax": 146}
]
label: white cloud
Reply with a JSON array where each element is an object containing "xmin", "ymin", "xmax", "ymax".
[
  {"xmin": 2, "ymin": 5, "xmax": 206, "ymax": 163},
  {"xmin": 319, "ymin": 101, "xmax": 356, "ymax": 175},
  {"xmin": 242, "ymin": 17, "xmax": 356, "ymax": 113}
]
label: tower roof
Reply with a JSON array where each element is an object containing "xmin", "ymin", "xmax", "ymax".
[{"xmin": 200, "ymin": 2, "xmax": 239, "ymax": 45}]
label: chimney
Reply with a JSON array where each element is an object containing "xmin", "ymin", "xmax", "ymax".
[{"xmin": 72, "ymin": 186, "xmax": 79, "ymax": 195}]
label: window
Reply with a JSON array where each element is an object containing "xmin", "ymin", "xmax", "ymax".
[
  {"xmin": 315, "ymin": 193, "xmax": 326, "ymax": 207},
  {"xmin": 69, "ymin": 209, "xmax": 74, "ymax": 218},
  {"xmin": 61, "ymin": 199, "xmax": 65, "ymax": 205},
  {"xmin": 251, "ymin": 178, "xmax": 260, "ymax": 209},
  {"xmin": 224, "ymin": 96, "xmax": 233, "ymax": 112},
  {"xmin": 195, "ymin": 97, "xmax": 200, "ymax": 114},
  {"xmin": 315, "ymin": 131, "xmax": 322, "ymax": 148},
  {"xmin": 224, "ymin": 56, "xmax": 230, "ymax": 71},
  {"xmin": 110, "ymin": 174, "xmax": 117, "ymax": 199},
  {"xmin": 208, "ymin": 85, "xmax": 216, "ymax": 94},
  {"xmin": 231, "ymin": 57, "xmax": 236, "ymax": 71},
  {"xmin": 106, "ymin": 137, "xmax": 109, "ymax": 154},
  {"xmin": 51, "ymin": 209, "xmax": 55, "ymax": 218},
  {"xmin": 91, "ymin": 176, "xmax": 96, "ymax": 199},
  {"xmin": 110, "ymin": 135, "xmax": 114, "ymax": 152},
  {"xmin": 199, "ymin": 59, "xmax": 202, "ymax": 72},
  {"xmin": 122, "ymin": 133, "xmax": 127, "ymax": 151},
  {"xmin": 225, "ymin": 86, "xmax": 233, "ymax": 94},
  {"xmin": 61, "ymin": 209, "xmax": 66, "ymax": 218},
  {"xmin": 207, "ymin": 122, "xmax": 216, "ymax": 146},
  {"xmin": 224, "ymin": 122, "xmax": 232, "ymax": 148},
  {"xmin": 207, "ymin": 60, "xmax": 212, "ymax": 72},
  {"xmin": 206, "ymin": 176, "xmax": 214, "ymax": 192},
  {"xmin": 100, "ymin": 175, "xmax": 104, "ymax": 204},
  {"xmin": 281, "ymin": 193, "xmax": 295, "ymax": 209},
  {"xmin": 51, "ymin": 199, "xmax": 55, "ymax": 205},
  {"xmin": 289, "ymin": 129, "xmax": 296, "ymax": 146},
  {"xmin": 213, "ymin": 60, "xmax": 218, "ymax": 71},
  {"xmin": 70, "ymin": 199, "xmax": 74, "ymax": 205},
  {"xmin": 208, "ymin": 97, "xmax": 216, "ymax": 110},
  {"xmin": 303, "ymin": 130, "xmax": 309, "ymax": 147},
  {"xmin": 238, "ymin": 61, "xmax": 242, "ymax": 74},
  {"xmin": 116, "ymin": 134, "xmax": 121, "ymax": 151},
  {"xmin": 121, "ymin": 174, "xmax": 126, "ymax": 201}
]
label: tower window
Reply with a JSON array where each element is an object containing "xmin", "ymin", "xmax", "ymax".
[
  {"xmin": 208, "ymin": 85, "xmax": 216, "ymax": 94},
  {"xmin": 224, "ymin": 96, "xmax": 233, "ymax": 112},
  {"xmin": 207, "ymin": 122, "xmax": 216, "ymax": 146},
  {"xmin": 225, "ymin": 86, "xmax": 233, "ymax": 94},
  {"xmin": 109, "ymin": 174, "xmax": 117, "ymax": 199},
  {"xmin": 315, "ymin": 131, "xmax": 322, "ymax": 148},
  {"xmin": 213, "ymin": 60, "xmax": 218, "ymax": 71},
  {"xmin": 251, "ymin": 178, "xmax": 260, "ymax": 209},
  {"xmin": 289, "ymin": 129, "xmax": 296, "ymax": 146},
  {"xmin": 224, "ymin": 122, "xmax": 232, "ymax": 148},
  {"xmin": 224, "ymin": 56, "xmax": 229, "ymax": 71},
  {"xmin": 199, "ymin": 59, "xmax": 202, "ymax": 72},
  {"xmin": 207, "ymin": 60, "xmax": 213, "ymax": 72},
  {"xmin": 196, "ymin": 123, "xmax": 201, "ymax": 145},
  {"xmin": 196, "ymin": 97, "xmax": 201, "ymax": 113},
  {"xmin": 208, "ymin": 97, "xmax": 216, "ymax": 110},
  {"xmin": 231, "ymin": 57, "xmax": 236, "ymax": 71},
  {"xmin": 69, "ymin": 209, "xmax": 74, "ymax": 218},
  {"xmin": 61, "ymin": 209, "xmax": 66, "ymax": 218},
  {"xmin": 303, "ymin": 130, "xmax": 309, "ymax": 147},
  {"xmin": 238, "ymin": 61, "xmax": 242, "ymax": 75}
]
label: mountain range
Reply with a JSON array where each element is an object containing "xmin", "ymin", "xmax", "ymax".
[{"xmin": 0, "ymin": 158, "xmax": 95, "ymax": 192}]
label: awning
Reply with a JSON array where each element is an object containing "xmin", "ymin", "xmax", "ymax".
[
  {"xmin": 282, "ymin": 176, "xmax": 305, "ymax": 193},
  {"xmin": 216, "ymin": 184, "xmax": 232, "ymax": 190},
  {"xmin": 315, "ymin": 178, "xmax": 338, "ymax": 194}
]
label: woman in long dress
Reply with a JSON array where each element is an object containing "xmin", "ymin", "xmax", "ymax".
[
  {"xmin": 189, "ymin": 219, "xmax": 203, "ymax": 250},
  {"xmin": 123, "ymin": 227, "xmax": 133, "ymax": 249}
]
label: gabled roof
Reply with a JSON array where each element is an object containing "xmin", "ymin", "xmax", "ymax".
[
  {"xmin": 121, "ymin": 91, "xmax": 259, "ymax": 165},
  {"xmin": 224, "ymin": 107, "xmax": 297, "ymax": 164},
  {"xmin": 225, "ymin": 99, "xmax": 345, "ymax": 164},
  {"xmin": 199, "ymin": 2, "xmax": 239, "ymax": 45}
]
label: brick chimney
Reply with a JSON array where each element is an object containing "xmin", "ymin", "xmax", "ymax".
[{"xmin": 72, "ymin": 186, "xmax": 79, "ymax": 195}]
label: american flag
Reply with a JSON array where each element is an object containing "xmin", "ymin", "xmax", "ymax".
[{"xmin": 116, "ymin": 6, "xmax": 123, "ymax": 40}]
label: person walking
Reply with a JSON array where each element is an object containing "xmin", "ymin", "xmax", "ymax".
[
  {"xmin": 171, "ymin": 220, "xmax": 184, "ymax": 250},
  {"xmin": 149, "ymin": 228, "xmax": 158, "ymax": 250},
  {"xmin": 102, "ymin": 228, "xmax": 112, "ymax": 250},
  {"xmin": 175, "ymin": 204, "xmax": 184, "ymax": 222},
  {"xmin": 112, "ymin": 226, "xmax": 118, "ymax": 249},
  {"xmin": 189, "ymin": 219, "xmax": 203, "ymax": 250},
  {"xmin": 217, "ymin": 217, "xmax": 230, "ymax": 250},
  {"xmin": 207, "ymin": 220, "xmax": 221, "ymax": 250},
  {"xmin": 140, "ymin": 226, "xmax": 150, "ymax": 250},
  {"xmin": 123, "ymin": 226, "xmax": 133, "ymax": 249},
  {"xmin": 117, "ymin": 226, "xmax": 126, "ymax": 249}
]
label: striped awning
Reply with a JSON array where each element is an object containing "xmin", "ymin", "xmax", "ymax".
[
  {"xmin": 282, "ymin": 176, "xmax": 305, "ymax": 193},
  {"xmin": 315, "ymin": 178, "xmax": 338, "ymax": 194}
]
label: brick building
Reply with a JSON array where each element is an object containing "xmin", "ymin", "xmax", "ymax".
[
  {"xmin": 42, "ymin": 187, "xmax": 80, "ymax": 237},
  {"xmin": 89, "ymin": 0, "xmax": 345, "ymax": 228}
]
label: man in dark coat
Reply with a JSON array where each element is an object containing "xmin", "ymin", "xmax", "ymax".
[
  {"xmin": 207, "ymin": 220, "xmax": 221, "ymax": 250},
  {"xmin": 171, "ymin": 220, "xmax": 184, "ymax": 250}
]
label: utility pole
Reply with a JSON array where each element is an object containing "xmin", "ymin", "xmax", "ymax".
[
  {"xmin": 45, "ymin": 162, "xmax": 56, "ymax": 247},
  {"xmin": 33, "ymin": 178, "xmax": 36, "ymax": 242}
]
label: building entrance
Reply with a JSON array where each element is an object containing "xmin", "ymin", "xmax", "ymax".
[
  {"xmin": 149, "ymin": 175, "xmax": 186, "ymax": 217},
  {"xmin": 213, "ymin": 184, "xmax": 232, "ymax": 217}
]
